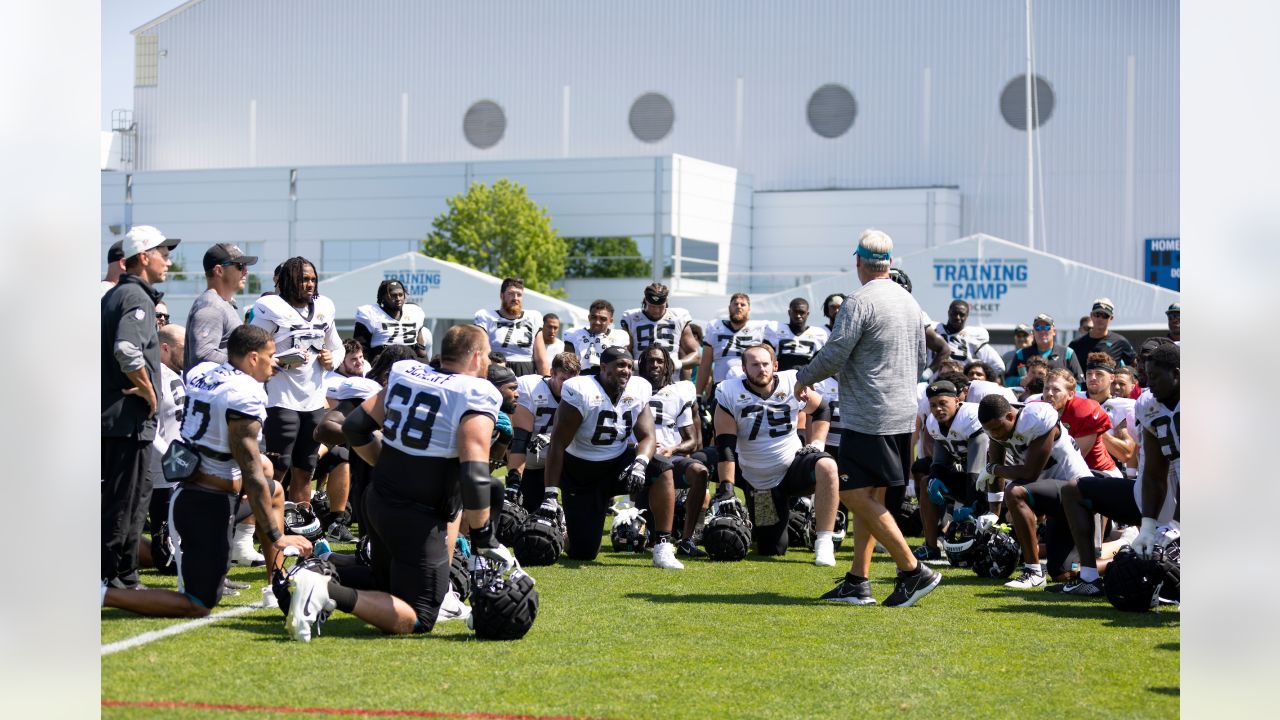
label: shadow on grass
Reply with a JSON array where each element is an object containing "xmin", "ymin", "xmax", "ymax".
[
  {"xmin": 623, "ymin": 591, "xmax": 816, "ymax": 606},
  {"xmin": 975, "ymin": 594, "xmax": 1180, "ymax": 627},
  {"xmin": 1149, "ymin": 686, "xmax": 1179, "ymax": 696},
  {"xmin": 220, "ymin": 614, "xmax": 480, "ymax": 642},
  {"xmin": 1155, "ymin": 642, "xmax": 1179, "ymax": 652}
]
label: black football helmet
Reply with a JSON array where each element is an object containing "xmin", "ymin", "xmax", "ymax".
[
  {"xmin": 283, "ymin": 501, "xmax": 324, "ymax": 542},
  {"xmin": 468, "ymin": 556, "xmax": 539, "ymax": 640},
  {"xmin": 972, "ymin": 529, "xmax": 1021, "ymax": 579},
  {"xmin": 702, "ymin": 498, "xmax": 752, "ymax": 561},
  {"xmin": 1105, "ymin": 545, "xmax": 1166, "ymax": 612},
  {"xmin": 496, "ymin": 499, "xmax": 529, "ymax": 546},
  {"xmin": 787, "ymin": 496, "xmax": 816, "ymax": 549},
  {"xmin": 514, "ymin": 516, "xmax": 564, "ymax": 567},
  {"xmin": 942, "ymin": 518, "xmax": 983, "ymax": 568},
  {"xmin": 888, "ymin": 267, "xmax": 913, "ymax": 294}
]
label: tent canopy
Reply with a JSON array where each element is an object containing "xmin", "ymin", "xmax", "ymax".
[
  {"xmin": 676, "ymin": 234, "xmax": 1180, "ymax": 330},
  {"xmin": 322, "ymin": 252, "xmax": 589, "ymax": 327}
]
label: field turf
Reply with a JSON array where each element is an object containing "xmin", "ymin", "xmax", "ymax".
[{"xmin": 101, "ymin": 527, "xmax": 1178, "ymax": 720}]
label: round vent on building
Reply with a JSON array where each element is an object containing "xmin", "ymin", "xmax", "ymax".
[
  {"xmin": 806, "ymin": 84, "xmax": 857, "ymax": 139},
  {"xmin": 999, "ymin": 75, "xmax": 1055, "ymax": 130},
  {"xmin": 629, "ymin": 93, "xmax": 675, "ymax": 143},
  {"xmin": 463, "ymin": 100, "xmax": 506, "ymax": 149}
]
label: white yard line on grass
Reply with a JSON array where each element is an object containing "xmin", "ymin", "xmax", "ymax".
[{"xmin": 102, "ymin": 603, "xmax": 265, "ymax": 656}]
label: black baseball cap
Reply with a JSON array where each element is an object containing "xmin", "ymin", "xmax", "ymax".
[
  {"xmin": 107, "ymin": 240, "xmax": 124, "ymax": 264},
  {"xmin": 203, "ymin": 243, "xmax": 260, "ymax": 272},
  {"xmin": 487, "ymin": 364, "xmax": 517, "ymax": 387},
  {"xmin": 925, "ymin": 380, "xmax": 960, "ymax": 398}
]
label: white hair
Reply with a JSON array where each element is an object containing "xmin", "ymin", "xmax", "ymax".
[{"xmin": 857, "ymin": 228, "xmax": 893, "ymax": 273}]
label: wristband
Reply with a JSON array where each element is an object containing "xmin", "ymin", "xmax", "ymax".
[
  {"xmin": 987, "ymin": 491, "xmax": 1005, "ymax": 503},
  {"xmin": 266, "ymin": 526, "xmax": 283, "ymax": 543}
]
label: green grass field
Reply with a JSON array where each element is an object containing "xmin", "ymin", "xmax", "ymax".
[{"xmin": 101, "ymin": 530, "xmax": 1179, "ymax": 720}]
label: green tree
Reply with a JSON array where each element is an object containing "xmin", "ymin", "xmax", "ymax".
[
  {"xmin": 565, "ymin": 237, "xmax": 652, "ymax": 278},
  {"xmin": 423, "ymin": 179, "xmax": 567, "ymax": 297}
]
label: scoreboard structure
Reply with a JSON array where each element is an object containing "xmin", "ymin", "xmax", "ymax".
[{"xmin": 1145, "ymin": 237, "xmax": 1180, "ymax": 291}]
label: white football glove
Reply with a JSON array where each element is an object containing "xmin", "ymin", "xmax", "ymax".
[
  {"xmin": 976, "ymin": 470, "xmax": 998, "ymax": 492},
  {"xmin": 471, "ymin": 543, "xmax": 516, "ymax": 574},
  {"xmin": 973, "ymin": 513, "xmax": 1000, "ymax": 534},
  {"xmin": 1131, "ymin": 518, "xmax": 1160, "ymax": 559}
]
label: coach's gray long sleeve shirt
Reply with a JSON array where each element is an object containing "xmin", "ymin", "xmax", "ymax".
[{"xmin": 796, "ymin": 278, "xmax": 926, "ymax": 436}]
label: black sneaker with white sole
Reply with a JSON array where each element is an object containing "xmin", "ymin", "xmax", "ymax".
[
  {"xmin": 820, "ymin": 575, "xmax": 876, "ymax": 605},
  {"xmin": 1061, "ymin": 577, "xmax": 1105, "ymax": 597},
  {"xmin": 882, "ymin": 565, "xmax": 942, "ymax": 607},
  {"xmin": 676, "ymin": 538, "xmax": 707, "ymax": 558}
]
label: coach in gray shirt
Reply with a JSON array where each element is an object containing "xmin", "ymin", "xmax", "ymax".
[
  {"xmin": 185, "ymin": 243, "xmax": 258, "ymax": 369},
  {"xmin": 796, "ymin": 229, "xmax": 941, "ymax": 608}
]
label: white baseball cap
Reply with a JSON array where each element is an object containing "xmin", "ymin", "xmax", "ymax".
[{"xmin": 122, "ymin": 225, "xmax": 180, "ymax": 259}]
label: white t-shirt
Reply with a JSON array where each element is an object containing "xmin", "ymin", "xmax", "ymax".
[
  {"xmin": 543, "ymin": 338, "xmax": 565, "ymax": 359},
  {"xmin": 380, "ymin": 360, "xmax": 501, "ymax": 458},
  {"xmin": 813, "ymin": 376, "xmax": 842, "ymax": 448},
  {"xmin": 250, "ymin": 294, "xmax": 345, "ymax": 411},
  {"xmin": 354, "ymin": 302, "xmax": 428, "ymax": 349},
  {"xmin": 647, "ymin": 379, "xmax": 697, "ymax": 449},
  {"xmin": 515, "ymin": 374, "xmax": 561, "ymax": 435},
  {"xmin": 559, "ymin": 375, "xmax": 652, "ymax": 461},
  {"xmin": 150, "ymin": 364, "xmax": 187, "ymax": 488},
  {"xmin": 702, "ymin": 319, "xmax": 771, "ymax": 384},
  {"xmin": 563, "ymin": 327, "xmax": 631, "ymax": 369},
  {"xmin": 986, "ymin": 402, "xmax": 1091, "ymax": 482},
  {"xmin": 181, "ymin": 362, "xmax": 269, "ymax": 480},
  {"xmin": 326, "ymin": 375, "xmax": 382, "ymax": 403},
  {"xmin": 474, "ymin": 308, "xmax": 543, "ymax": 364},
  {"xmin": 620, "ymin": 307, "xmax": 692, "ymax": 356},
  {"xmin": 715, "ymin": 370, "xmax": 806, "ymax": 489}
]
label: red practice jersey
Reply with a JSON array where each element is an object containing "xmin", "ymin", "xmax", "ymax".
[{"xmin": 1058, "ymin": 396, "xmax": 1116, "ymax": 472}]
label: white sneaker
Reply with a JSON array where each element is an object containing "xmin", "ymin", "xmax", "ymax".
[
  {"xmin": 261, "ymin": 585, "xmax": 279, "ymax": 610},
  {"xmin": 230, "ymin": 523, "xmax": 265, "ymax": 567},
  {"xmin": 814, "ymin": 536, "xmax": 836, "ymax": 567},
  {"xmin": 436, "ymin": 589, "xmax": 471, "ymax": 623},
  {"xmin": 286, "ymin": 568, "xmax": 335, "ymax": 642},
  {"xmin": 652, "ymin": 541, "xmax": 685, "ymax": 570},
  {"xmin": 1004, "ymin": 568, "xmax": 1047, "ymax": 590}
]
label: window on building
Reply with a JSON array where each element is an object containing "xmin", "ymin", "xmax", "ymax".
[
  {"xmin": 322, "ymin": 239, "xmax": 416, "ymax": 273},
  {"xmin": 673, "ymin": 237, "xmax": 719, "ymax": 281},
  {"xmin": 135, "ymin": 35, "xmax": 158, "ymax": 87}
]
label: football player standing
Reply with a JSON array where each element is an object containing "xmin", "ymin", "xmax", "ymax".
[
  {"xmin": 620, "ymin": 283, "xmax": 698, "ymax": 372},
  {"xmin": 474, "ymin": 277, "xmax": 546, "ymax": 377},
  {"xmin": 563, "ymin": 300, "xmax": 631, "ymax": 371},
  {"xmin": 696, "ymin": 293, "xmax": 771, "ymax": 401},
  {"xmin": 353, "ymin": 279, "xmax": 431, "ymax": 362},
  {"xmin": 764, "ymin": 298, "xmax": 829, "ymax": 372}
]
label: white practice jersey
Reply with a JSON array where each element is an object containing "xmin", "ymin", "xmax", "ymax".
[
  {"xmin": 474, "ymin": 308, "xmax": 542, "ymax": 363},
  {"xmin": 380, "ymin": 360, "xmax": 501, "ymax": 458},
  {"xmin": 560, "ymin": 375, "xmax": 652, "ymax": 461},
  {"xmin": 765, "ymin": 324, "xmax": 829, "ymax": 369},
  {"xmin": 1135, "ymin": 390, "xmax": 1180, "ymax": 479},
  {"xmin": 648, "ymin": 379, "xmax": 697, "ymax": 449},
  {"xmin": 967, "ymin": 379, "xmax": 1019, "ymax": 405},
  {"xmin": 925, "ymin": 403, "xmax": 984, "ymax": 465},
  {"xmin": 1102, "ymin": 397, "xmax": 1137, "ymax": 441},
  {"xmin": 703, "ymin": 319, "xmax": 771, "ymax": 384},
  {"xmin": 563, "ymin": 327, "xmax": 631, "ymax": 369},
  {"xmin": 620, "ymin": 307, "xmax": 692, "ymax": 356},
  {"xmin": 354, "ymin": 303, "xmax": 428, "ymax": 348},
  {"xmin": 934, "ymin": 323, "xmax": 1004, "ymax": 369},
  {"xmin": 250, "ymin": 294, "xmax": 345, "ymax": 411},
  {"xmin": 715, "ymin": 370, "xmax": 806, "ymax": 489},
  {"xmin": 326, "ymin": 375, "xmax": 382, "ymax": 403},
  {"xmin": 813, "ymin": 377, "xmax": 842, "ymax": 448},
  {"xmin": 516, "ymin": 375, "xmax": 561, "ymax": 435},
  {"xmin": 181, "ymin": 362, "xmax": 269, "ymax": 480},
  {"xmin": 915, "ymin": 382, "xmax": 931, "ymax": 456},
  {"xmin": 987, "ymin": 402, "xmax": 1091, "ymax": 481},
  {"xmin": 150, "ymin": 364, "xmax": 187, "ymax": 488}
]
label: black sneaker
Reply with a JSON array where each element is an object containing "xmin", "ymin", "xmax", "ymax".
[
  {"xmin": 325, "ymin": 521, "xmax": 356, "ymax": 543},
  {"xmin": 676, "ymin": 538, "xmax": 707, "ymax": 558},
  {"xmin": 1061, "ymin": 577, "xmax": 1105, "ymax": 597},
  {"xmin": 820, "ymin": 575, "xmax": 876, "ymax": 605},
  {"xmin": 883, "ymin": 565, "xmax": 942, "ymax": 607},
  {"xmin": 912, "ymin": 544, "xmax": 947, "ymax": 566}
]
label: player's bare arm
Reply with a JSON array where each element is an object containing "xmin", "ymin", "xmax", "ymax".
[{"xmin": 229, "ymin": 415, "xmax": 311, "ymax": 557}]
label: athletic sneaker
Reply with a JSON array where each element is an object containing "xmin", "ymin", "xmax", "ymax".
[
  {"xmin": 1061, "ymin": 577, "xmax": 1105, "ymax": 597},
  {"xmin": 261, "ymin": 585, "xmax": 279, "ymax": 610},
  {"xmin": 913, "ymin": 543, "xmax": 948, "ymax": 566},
  {"xmin": 820, "ymin": 575, "xmax": 877, "ymax": 605},
  {"xmin": 676, "ymin": 538, "xmax": 707, "ymax": 558},
  {"xmin": 883, "ymin": 565, "xmax": 942, "ymax": 608},
  {"xmin": 435, "ymin": 589, "xmax": 471, "ymax": 623},
  {"xmin": 286, "ymin": 568, "xmax": 336, "ymax": 642},
  {"xmin": 325, "ymin": 521, "xmax": 356, "ymax": 543},
  {"xmin": 652, "ymin": 541, "xmax": 685, "ymax": 570},
  {"xmin": 1004, "ymin": 568, "xmax": 1047, "ymax": 590},
  {"xmin": 230, "ymin": 524, "xmax": 265, "ymax": 567},
  {"xmin": 814, "ymin": 536, "xmax": 836, "ymax": 567}
]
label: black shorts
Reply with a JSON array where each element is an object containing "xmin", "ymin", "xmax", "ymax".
[
  {"xmin": 672, "ymin": 448, "xmax": 718, "ymax": 488},
  {"xmin": 517, "ymin": 468, "xmax": 546, "ymax": 515},
  {"xmin": 741, "ymin": 450, "xmax": 835, "ymax": 556},
  {"xmin": 561, "ymin": 448, "xmax": 664, "ymax": 561},
  {"xmin": 264, "ymin": 407, "xmax": 326, "ymax": 472},
  {"xmin": 1075, "ymin": 476, "xmax": 1142, "ymax": 526},
  {"xmin": 506, "ymin": 360, "xmax": 535, "ymax": 378},
  {"xmin": 837, "ymin": 430, "xmax": 912, "ymax": 490},
  {"xmin": 1010, "ymin": 478, "xmax": 1066, "ymax": 516},
  {"xmin": 363, "ymin": 482, "xmax": 451, "ymax": 633},
  {"xmin": 371, "ymin": 445, "xmax": 461, "ymax": 517},
  {"xmin": 170, "ymin": 484, "xmax": 238, "ymax": 609}
]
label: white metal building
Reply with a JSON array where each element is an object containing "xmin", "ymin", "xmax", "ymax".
[{"xmin": 105, "ymin": 0, "xmax": 1178, "ymax": 322}]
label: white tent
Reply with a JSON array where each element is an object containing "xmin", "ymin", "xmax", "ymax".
[
  {"xmin": 676, "ymin": 234, "xmax": 1180, "ymax": 330},
  {"xmin": 321, "ymin": 252, "xmax": 589, "ymax": 329}
]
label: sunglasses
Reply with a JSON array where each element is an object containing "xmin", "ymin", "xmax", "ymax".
[
  {"xmin": 1091, "ymin": 311, "xmax": 1111, "ymax": 319},
  {"xmin": 1033, "ymin": 324, "xmax": 1053, "ymax": 331},
  {"xmin": 222, "ymin": 261, "xmax": 248, "ymax": 272},
  {"xmin": 155, "ymin": 313, "xmax": 169, "ymax": 323}
]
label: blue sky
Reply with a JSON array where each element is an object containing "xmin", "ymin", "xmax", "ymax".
[{"xmin": 101, "ymin": 0, "xmax": 186, "ymax": 131}]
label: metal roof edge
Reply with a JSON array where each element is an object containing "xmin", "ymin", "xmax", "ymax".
[{"xmin": 131, "ymin": 0, "xmax": 208, "ymax": 35}]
